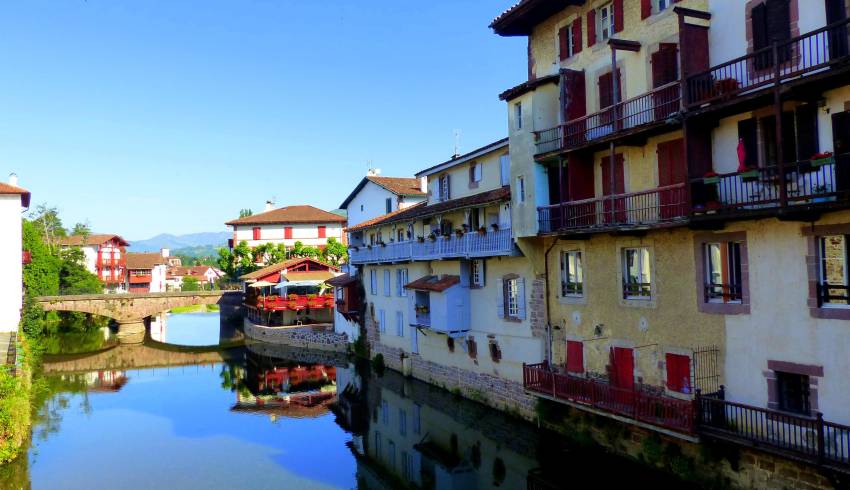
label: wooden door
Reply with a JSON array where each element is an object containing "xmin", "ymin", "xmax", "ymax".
[
  {"xmin": 610, "ymin": 347, "xmax": 635, "ymax": 390},
  {"xmin": 601, "ymin": 154, "xmax": 626, "ymax": 223},
  {"xmin": 826, "ymin": 0, "xmax": 849, "ymax": 59},
  {"xmin": 657, "ymin": 138, "xmax": 686, "ymax": 219},
  {"xmin": 833, "ymin": 111, "xmax": 850, "ymax": 193},
  {"xmin": 651, "ymin": 43, "xmax": 679, "ymax": 122}
]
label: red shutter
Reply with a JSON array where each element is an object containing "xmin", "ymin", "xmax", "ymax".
[
  {"xmin": 252, "ymin": 227, "xmax": 261, "ymax": 240},
  {"xmin": 657, "ymin": 138, "xmax": 686, "ymax": 186},
  {"xmin": 318, "ymin": 226, "xmax": 326, "ymax": 239},
  {"xmin": 613, "ymin": 0, "xmax": 624, "ymax": 33},
  {"xmin": 587, "ymin": 10, "xmax": 596, "ymax": 47},
  {"xmin": 562, "ymin": 69, "xmax": 586, "ymax": 121},
  {"xmin": 571, "ymin": 18, "xmax": 583, "ymax": 55},
  {"xmin": 601, "ymin": 154, "xmax": 625, "ymax": 195},
  {"xmin": 666, "ymin": 354, "xmax": 692, "ymax": 393},
  {"xmin": 598, "ymin": 72, "xmax": 613, "ymax": 109},
  {"xmin": 566, "ymin": 341, "xmax": 584, "ymax": 373},
  {"xmin": 568, "ymin": 153, "xmax": 595, "ymax": 200},
  {"xmin": 641, "ymin": 0, "xmax": 652, "ymax": 19},
  {"xmin": 558, "ymin": 25, "xmax": 569, "ymax": 61},
  {"xmin": 284, "ymin": 227, "xmax": 293, "ymax": 239},
  {"xmin": 651, "ymin": 43, "xmax": 679, "ymax": 88}
]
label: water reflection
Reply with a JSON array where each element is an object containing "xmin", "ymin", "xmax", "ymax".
[{"xmin": 149, "ymin": 311, "xmax": 243, "ymax": 347}]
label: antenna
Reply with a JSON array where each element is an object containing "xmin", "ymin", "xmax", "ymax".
[{"xmin": 453, "ymin": 129, "xmax": 462, "ymax": 158}]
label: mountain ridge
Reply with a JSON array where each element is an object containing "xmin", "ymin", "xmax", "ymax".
[{"xmin": 128, "ymin": 231, "xmax": 230, "ymax": 252}]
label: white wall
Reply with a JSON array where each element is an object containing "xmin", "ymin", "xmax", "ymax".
[
  {"xmin": 347, "ymin": 181, "xmax": 426, "ymax": 229},
  {"xmin": 0, "ymin": 195, "xmax": 22, "ymax": 333},
  {"xmin": 233, "ymin": 223, "xmax": 344, "ymax": 248}
]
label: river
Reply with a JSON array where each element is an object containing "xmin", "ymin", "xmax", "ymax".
[{"xmin": 1, "ymin": 311, "xmax": 686, "ymax": 489}]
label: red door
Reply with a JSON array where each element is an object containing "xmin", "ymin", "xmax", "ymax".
[
  {"xmin": 657, "ymin": 138, "xmax": 686, "ymax": 219},
  {"xmin": 601, "ymin": 154, "xmax": 626, "ymax": 224},
  {"xmin": 651, "ymin": 43, "xmax": 679, "ymax": 122},
  {"xmin": 610, "ymin": 347, "xmax": 634, "ymax": 390}
]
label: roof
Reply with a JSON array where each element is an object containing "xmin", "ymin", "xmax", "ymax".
[
  {"xmin": 240, "ymin": 257, "xmax": 339, "ymax": 281},
  {"xmin": 225, "ymin": 205, "xmax": 347, "ymax": 226},
  {"xmin": 499, "ymin": 74, "xmax": 560, "ymax": 101},
  {"xmin": 347, "ymin": 186, "xmax": 511, "ymax": 232},
  {"xmin": 345, "ymin": 202, "xmax": 425, "ymax": 232},
  {"xmin": 168, "ymin": 266, "xmax": 222, "ymax": 279},
  {"xmin": 416, "ymin": 138, "xmax": 509, "ymax": 178},
  {"xmin": 281, "ymin": 271, "xmax": 337, "ymax": 282},
  {"xmin": 0, "ymin": 182, "xmax": 31, "ymax": 208},
  {"xmin": 326, "ymin": 273, "xmax": 357, "ymax": 287},
  {"xmin": 490, "ymin": 0, "xmax": 584, "ymax": 36},
  {"xmin": 58, "ymin": 234, "xmax": 130, "ymax": 247},
  {"xmin": 339, "ymin": 176, "xmax": 425, "ymax": 210},
  {"xmin": 126, "ymin": 252, "xmax": 167, "ymax": 270},
  {"xmin": 404, "ymin": 275, "xmax": 460, "ymax": 292}
]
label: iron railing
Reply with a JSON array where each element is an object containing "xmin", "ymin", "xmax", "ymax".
[
  {"xmin": 692, "ymin": 158, "xmax": 846, "ymax": 214},
  {"xmin": 696, "ymin": 391, "xmax": 850, "ymax": 469},
  {"xmin": 534, "ymin": 81, "xmax": 680, "ymax": 155},
  {"xmin": 687, "ymin": 17, "xmax": 850, "ymax": 107},
  {"xmin": 538, "ymin": 183, "xmax": 687, "ymax": 234},
  {"xmin": 349, "ymin": 228, "xmax": 513, "ymax": 264},
  {"xmin": 523, "ymin": 362, "xmax": 695, "ymax": 434}
]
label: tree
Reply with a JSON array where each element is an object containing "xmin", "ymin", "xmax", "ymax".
[
  {"xmin": 251, "ymin": 243, "xmax": 287, "ymax": 266},
  {"xmin": 239, "ymin": 208, "xmax": 253, "ymax": 218},
  {"xmin": 182, "ymin": 276, "xmax": 200, "ymax": 292},
  {"xmin": 322, "ymin": 237, "xmax": 348, "ymax": 265},
  {"xmin": 70, "ymin": 221, "xmax": 91, "ymax": 237},
  {"xmin": 22, "ymin": 220, "xmax": 60, "ymax": 297},
  {"xmin": 27, "ymin": 204, "xmax": 66, "ymax": 252},
  {"xmin": 57, "ymin": 247, "xmax": 102, "ymax": 295},
  {"xmin": 217, "ymin": 241, "xmax": 257, "ymax": 279}
]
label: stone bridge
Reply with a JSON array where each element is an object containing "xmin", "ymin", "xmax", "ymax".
[{"xmin": 36, "ymin": 290, "xmax": 243, "ymax": 343}]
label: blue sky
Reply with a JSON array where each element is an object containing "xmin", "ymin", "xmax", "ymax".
[{"xmin": 0, "ymin": 1, "xmax": 525, "ymax": 239}]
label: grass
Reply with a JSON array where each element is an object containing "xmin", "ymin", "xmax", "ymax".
[
  {"xmin": 0, "ymin": 340, "xmax": 34, "ymax": 464},
  {"xmin": 169, "ymin": 304, "xmax": 220, "ymax": 314}
]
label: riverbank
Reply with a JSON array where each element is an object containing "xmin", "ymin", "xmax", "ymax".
[
  {"xmin": 0, "ymin": 338, "xmax": 35, "ymax": 464},
  {"xmin": 168, "ymin": 304, "xmax": 220, "ymax": 314},
  {"xmin": 243, "ymin": 319, "xmax": 348, "ymax": 352}
]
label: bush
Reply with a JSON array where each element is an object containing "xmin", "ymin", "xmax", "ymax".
[
  {"xmin": 0, "ymin": 341, "xmax": 35, "ymax": 464},
  {"xmin": 371, "ymin": 353, "xmax": 385, "ymax": 375}
]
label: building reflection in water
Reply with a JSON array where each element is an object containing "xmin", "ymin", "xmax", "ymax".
[{"xmin": 149, "ymin": 314, "xmax": 168, "ymax": 342}]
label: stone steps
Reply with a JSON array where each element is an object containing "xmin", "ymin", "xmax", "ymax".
[{"xmin": 0, "ymin": 332, "xmax": 16, "ymax": 369}]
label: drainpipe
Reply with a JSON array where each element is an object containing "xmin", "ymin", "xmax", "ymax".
[{"xmin": 543, "ymin": 237, "xmax": 559, "ymax": 365}]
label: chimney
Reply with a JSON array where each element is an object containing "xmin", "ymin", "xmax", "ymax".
[
  {"xmin": 420, "ymin": 176, "xmax": 427, "ymax": 193},
  {"xmin": 265, "ymin": 200, "xmax": 274, "ymax": 212},
  {"xmin": 8, "ymin": 173, "xmax": 18, "ymax": 187},
  {"xmin": 367, "ymin": 168, "xmax": 381, "ymax": 177},
  {"xmin": 161, "ymin": 247, "xmax": 170, "ymax": 258}
]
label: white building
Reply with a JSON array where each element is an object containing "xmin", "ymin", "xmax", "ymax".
[
  {"xmin": 0, "ymin": 174, "xmax": 30, "ymax": 334},
  {"xmin": 166, "ymin": 265, "xmax": 224, "ymax": 291},
  {"xmin": 58, "ymin": 233, "xmax": 130, "ymax": 293},
  {"xmin": 125, "ymin": 251, "xmax": 168, "ymax": 293},
  {"xmin": 339, "ymin": 174, "xmax": 426, "ymax": 229},
  {"xmin": 225, "ymin": 204, "xmax": 347, "ymax": 251}
]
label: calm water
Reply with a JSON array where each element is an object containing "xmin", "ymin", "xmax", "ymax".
[{"xmin": 2, "ymin": 312, "xmax": 686, "ymax": 489}]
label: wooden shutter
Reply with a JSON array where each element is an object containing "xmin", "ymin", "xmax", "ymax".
[
  {"xmin": 284, "ymin": 227, "xmax": 293, "ymax": 239},
  {"xmin": 795, "ymin": 105, "xmax": 819, "ymax": 160},
  {"xmin": 680, "ymin": 24, "xmax": 710, "ymax": 77},
  {"xmin": 559, "ymin": 25, "xmax": 569, "ymax": 61},
  {"xmin": 641, "ymin": 0, "xmax": 652, "ymax": 19},
  {"xmin": 587, "ymin": 9, "xmax": 596, "ymax": 47},
  {"xmin": 496, "ymin": 278, "xmax": 505, "ymax": 318},
  {"xmin": 568, "ymin": 153, "xmax": 595, "ymax": 201},
  {"xmin": 781, "ymin": 111, "xmax": 797, "ymax": 164},
  {"xmin": 737, "ymin": 119, "xmax": 759, "ymax": 168},
  {"xmin": 562, "ymin": 69, "xmax": 586, "ymax": 121},
  {"xmin": 517, "ymin": 277, "xmax": 527, "ymax": 319},
  {"xmin": 613, "ymin": 0, "xmax": 624, "ymax": 33},
  {"xmin": 598, "ymin": 72, "xmax": 613, "ymax": 109},
  {"xmin": 252, "ymin": 227, "xmax": 261, "ymax": 240},
  {"xmin": 567, "ymin": 340, "xmax": 584, "ymax": 373},
  {"xmin": 752, "ymin": 3, "xmax": 769, "ymax": 51},
  {"xmin": 601, "ymin": 154, "xmax": 626, "ymax": 195},
  {"xmin": 651, "ymin": 44, "xmax": 679, "ymax": 88},
  {"xmin": 571, "ymin": 18, "xmax": 582, "ymax": 55},
  {"xmin": 318, "ymin": 226, "xmax": 326, "ymax": 238},
  {"xmin": 766, "ymin": 0, "xmax": 791, "ymax": 45},
  {"xmin": 657, "ymin": 138, "xmax": 686, "ymax": 186},
  {"xmin": 666, "ymin": 353, "xmax": 692, "ymax": 392}
]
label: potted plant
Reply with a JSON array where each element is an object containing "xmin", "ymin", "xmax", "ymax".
[
  {"xmin": 477, "ymin": 226, "xmax": 487, "ymax": 236},
  {"xmin": 455, "ymin": 228, "xmax": 464, "ymax": 238},
  {"xmin": 703, "ymin": 171, "xmax": 720, "ymax": 184},
  {"xmin": 378, "ymin": 241, "xmax": 386, "ymax": 248},
  {"xmin": 442, "ymin": 232, "xmax": 451, "ymax": 240},
  {"xmin": 428, "ymin": 232, "xmax": 437, "ymax": 242},
  {"xmin": 811, "ymin": 151, "xmax": 835, "ymax": 167},
  {"xmin": 367, "ymin": 244, "xmax": 373, "ymax": 250},
  {"xmin": 491, "ymin": 223, "xmax": 500, "ymax": 232},
  {"xmin": 714, "ymin": 77, "xmax": 739, "ymax": 97},
  {"xmin": 739, "ymin": 167, "xmax": 759, "ymax": 182},
  {"xmin": 417, "ymin": 235, "xmax": 425, "ymax": 243}
]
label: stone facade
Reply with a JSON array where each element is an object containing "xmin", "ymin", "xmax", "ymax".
[{"xmin": 244, "ymin": 320, "xmax": 349, "ymax": 353}]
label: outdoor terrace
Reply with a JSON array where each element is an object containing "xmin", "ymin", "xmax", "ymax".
[{"xmin": 249, "ymin": 294, "xmax": 336, "ymax": 311}]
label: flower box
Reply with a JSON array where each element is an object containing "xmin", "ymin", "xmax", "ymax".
[
  {"xmin": 739, "ymin": 169, "xmax": 759, "ymax": 181},
  {"xmin": 703, "ymin": 176, "xmax": 720, "ymax": 184},
  {"xmin": 811, "ymin": 156, "xmax": 835, "ymax": 167}
]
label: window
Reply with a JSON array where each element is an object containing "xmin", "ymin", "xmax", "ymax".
[
  {"xmin": 705, "ymin": 242, "xmax": 743, "ymax": 303},
  {"xmin": 388, "ymin": 440, "xmax": 396, "ymax": 468},
  {"xmin": 597, "ymin": 3, "xmax": 615, "ymax": 42},
  {"xmin": 622, "ymin": 247, "xmax": 651, "ymax": 299},
  {"xmin": 507, "ymin": 279, "xmax": 519, "ymax": 316},
  {"xmin": 656, "ymin": 0, "xmax": 671, "ymax": 12},
  {"xmin": 558, "ymin": 20, "xmax": 580, "ymax": 60},
  {"xmin": 469, "ymin": 162, "xmax": 482, "ymax": 187},
  {"xmin": 514, "ymin": 102, "xmax": 522, "ymax": 129},
  {"xmin": 396, "ymin": 310, "xmax": 404, "ymax": 337},
  {"xmin": 818, "ymin": 235, "xmax": 849, "ymax": 306},
  {"xmin": 499, "ymin": 276, "xmax": 526, "ymax": 320},
  {"xmin": 399, "ymin": 408, "xmax": 407, "ymax": 436},
  {"xmin": 776, "ymin": 371, "xmax": 811, "ymax": 415},
  {"xmin": 284, "ymin": 227, "xmax": 293, "ymax": 239},
  {"xmin": 397, "ymin": 228, "xmax": 404, "ymax": 242},
  {"xmin": 251, "ymin": 227, "xmax": 261, "ymax": 240},
  {"xmin": 360, "ymin": 204, "xmax": 364, "ymax": 212},
  {"xmin": 381, "ymin": 400, "xmax": 389, "ymax": 424},
  {"xmin": 385, "ymin": 198, "xmax": 392, "ymax": 214},
  {"xmin": 413, "ymin": 404, "xmax": 421, "ymax": 434},
  {"xmin": 374, "ymin": 432, "xmax": 382, "ymax": 457},
  {"xmin": 500, "ymin": 154, "xmax": 510, "ymax": 186},
  {"xmin": 401, "ymin": 451, "xmax": 410, "ymax": 480},
  {"xmin": 560, "ymin": 251, "xmax": 583, "ymax": 297},
  {"xmin": 516, "ymin": 176, "xmax": 526, "ymax": 203},
  {"xmin": 397, "ymin": 268, "xmax": 409, "ymax": 296},
  {"xmin": 383, "ymin": 269, "xmax": 391, "ymax": 297},
  {"xmin": 438, "ymin": 174, "xmax": 451, "ymax": 201},
  {"xmin": 379, "ymin": 309, "xmax": 386, "ymax": 333},
  {"xmin": 751, "ymin": 0, "xmax": 792, "ymax": 70},
  {"xmin": 471, "ymin": 259, "xmax": 485, "ymax": 288},
  {"xmin": 665, "ymin": 353, "xmax": 692, "ymax": 394},
  {"xmin": 370, "ymin": 269, "xmax": 378, "ymax": 295},
  {"xmin": 318, "ymin": 226, "xmax": 326, "ymax": 239},
  {"xmin": 566, "ymin": 340, "xmax": 584, "ymax": 373}
]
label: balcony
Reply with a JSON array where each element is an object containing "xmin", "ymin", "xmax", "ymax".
[
  {"xmin": 538, "ymin": 183, "xmax": 688, "ymax": 234},
  {"xmin": 251, "ymin": 294, "xmax": 336, "ymax": 311},
  {"xmin": 523, "ymin": 363, "xmax": 695, "ymax": 435},
  {"xmin": 697, "ymin": 391, "xmax": 850, "ymax": 470},
  {"xmin": 406, "ymin": 277, "xmax": 469, "ymax": 338},
  {"xmin": 128, "ymin": 274, "xmax": 152, "ymax": 284},
  {"xmin": 686, "ymin": 18, "xmax": 850, "ymax": 109},
  {"xmin": 349, "ymin": 228, "xmax": 513, "ymax": 265},
  {"xmin": 691, "ymin": 157, "xmax": 850, "ymax": 219},
  {"xmin": 534, "ymin": 82, "xmax": 681, "ymax": 156}
]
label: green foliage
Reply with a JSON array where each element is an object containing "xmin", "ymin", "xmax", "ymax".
[
  {"xmin": 352, "ymin": 334, "xmax": 369, "ymax": 359},
  {"xmin": 239, "ymin": 208, "xmax": 253, "ymax": 218},
  {"xmin": 288, "ymin": 241, "xmax": 321, "ymax": 260},
  {"xmin": 70, "ymin": 221, "xmax": 91, "ymax": 237},
  {"xmin": 181, "ymin": 276, "xmax": 201, "ymax": 292},
  {"xmin": 57, "ymin": 247, "xmax": 102, "ymax": 295},
  {"xmin": 26, "ymin": 203, "xmax": 66, "ymax": 252},
  {"xmin": 217, "ymin": 241, "xmax": 258, "ymax": 280},
  {"xmin": 19, "ymin": 296, "xmax": 45, "ymax": 340},
  {"xmin": 0, "ymin": 340, "xmax": 35, "ymax": 464},
  {"xmin": 371, "ymin": 353, "xmax": 385, "ymax": 375},
  {"xmin": 22, "ymin": 220, "xmax": 60, "ymax": 297},
  {"xmin": 322, "ymin": 237, "xmax": 348, "ymax": 265},
  {"xmin": 252, "ymin": 243, "xmax": 287, "ymax": 265}
]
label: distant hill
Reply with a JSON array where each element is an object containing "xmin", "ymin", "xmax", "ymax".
[{"xmin": 128, "ymin": 232, "xmax": 230, "ymax": 253}]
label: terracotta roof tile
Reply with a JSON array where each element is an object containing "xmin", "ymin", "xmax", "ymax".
[
  {"xmin": 226, "ymin": 205, "xmax": 346, "ymax": 226},
  {"xmin": 126, "ymin": 252, "xmax": 167, "ymax": 269},
  {"xmin": 0, "ymin": 182, "xmax": 31, "ymax": 208},
  {"xmin": 58, "ymin": 234, "xmax": 130, "ymax": 247},
  {"xmin": 347, "ymin": 186, "xmax": 511, "ymax": 232},
  {"xmin": 404, "ymin": 275, "xmax": 460, "ymax": 292},
  {"xmin": 367, "ymin": 176, "xmax": 425, "ymax": 196},
  {"xmin": 326, "ymin": 273, "xmax": 357, "ymax": 287}
]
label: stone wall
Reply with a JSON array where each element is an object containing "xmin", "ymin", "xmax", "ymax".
[
  {"xmin": 245, "ymin": 341, "xmax": 349, "ymax": 367},
  {"xmin": 244, "ymin": 320, "xmax": 349, "ymax": 353}
]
